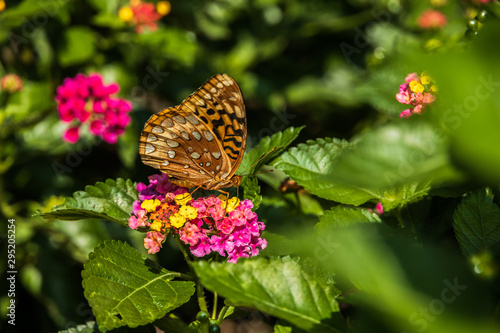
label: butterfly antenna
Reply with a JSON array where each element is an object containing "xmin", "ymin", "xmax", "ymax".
[{"xmin": 238, "ymin": 146, "xmax": 277, "ymax": 177}]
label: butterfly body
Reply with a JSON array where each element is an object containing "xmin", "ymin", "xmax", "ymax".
[{"xmin": 139, "ymin": 74, "xmax": 246, "ymax": 190}]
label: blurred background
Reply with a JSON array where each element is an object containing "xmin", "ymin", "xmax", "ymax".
[{"xmin": 0, "ymin": 0, "xmax": 499, "ymax": 332}]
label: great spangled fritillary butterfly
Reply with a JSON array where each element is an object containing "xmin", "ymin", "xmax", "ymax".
[{"xmin": 139, "ymin": 74, "xmax": 246, "ymax": 191}]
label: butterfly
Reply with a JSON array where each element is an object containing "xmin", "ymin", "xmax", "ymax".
[{"xmin": 139, "ymin": 74, "xmax": 247, "ymax": 191}]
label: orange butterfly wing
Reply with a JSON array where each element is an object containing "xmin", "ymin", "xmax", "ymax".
[{"xmin": 139, "ymin": 74, "xmax": 246, "ymax": 190}]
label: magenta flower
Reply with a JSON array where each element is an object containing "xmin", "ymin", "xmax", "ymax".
[
  {"xmin": 129, "ymin": 174, "xmax": 267, "ymax": 262},
  {"xmin": 55, "ymin": 73, "xmax": 132, "ymax": 144}
]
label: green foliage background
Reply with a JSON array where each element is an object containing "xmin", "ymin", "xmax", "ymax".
[{"xmin": 1, "ymin": 0, "xmax": 500, "ymax": 332}]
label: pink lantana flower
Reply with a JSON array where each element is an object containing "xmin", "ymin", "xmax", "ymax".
[
  {"xmin": 128, "ymin": 174, "xmax": 267, "ymax": 262},
  {"xmin": 396, "ymin": 72, "xmax": 437, "ymax": 118},
  {"xmin": 55, "ymin": 73, "xmax": 132, "ymax": 144}
]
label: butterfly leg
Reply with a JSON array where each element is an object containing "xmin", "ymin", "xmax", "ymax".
[{"xmin": 189, "ymin": 185, "xmax": 202, "ymax": 197}]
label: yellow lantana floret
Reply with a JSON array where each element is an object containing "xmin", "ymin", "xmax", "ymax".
[
  {"xmin": 219, "ymin": 196, "xmax": 240, "ymax": 212},
  {"xmin": 175, "ymin": 193, "xmax": 192, "ymax": 206},
  {"xmin": 141, "ymin": 199, "xmax": 161, "ymax": 212},
  {"xmin": 150, "ymin": 220, "xmax": 163, "ymax": 232},
  {"xmin": 409, "ymin": 80, "xmax": 425, "ymax": 93},
  {"xmin": 178, "ymin": 205, "xmax": 198, "ymax": 220},
  {"xmin": 170, "ymin": 213, "xmax": 187, "ymax": 228}
]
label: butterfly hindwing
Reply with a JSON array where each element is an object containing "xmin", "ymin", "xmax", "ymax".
[{"xmin": 182, "ymin": 74, "xmax": 246, "ymax": 173}]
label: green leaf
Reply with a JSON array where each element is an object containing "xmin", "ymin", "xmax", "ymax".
[
  {"xmin": 238, "ymin": 127, "xmax": 303, "ymax": 210},
  {"xmin": 238, "ymin": 126, "xmax": 304, "ymax": 175},
  {"xmin": 453, "ymin": 190, "xmax": 500, "ymax": 256},
  {"xmin": 3, "ymin": 81, "xmax": 53, "ymax": 123},
  {"xmin": 193, "ymin": 257, "xmax": 346, "ymax": 333},
  {"xmin": 58, "ymin": 26, "xmax": 96, "ymax": 66},
  {"xmin": 330, "ymin": 121, "xmax": 463, "ymax": 189},
  {"xmin": 241, "ymin": 176, "xmax": 261, "ymax": 209},
  {"xmin": 316, "ymin": 206, "xmax": 381, "ymax": 232},
  {"xmin": 39, "ymin": 178, "xmax": 138, "ymax": 226},
  {"xmin": 379, "ymin": 180, "xmax": 432, "ymax": 211},
  {"xmin": 274, "ymin": 320, "xmax": 294, "ymax": 333},
  {"xmin": 260, "ymin": 231, "xmax": 298, "ymax": 257},
  {"xmin": 82, "ymin": 241, "xmax": 195, "ymax": 332},
  {"xmin": 273, "ymin": 138, "xmax": 376, "ymax": 205},
  {"xmin": 423, "ymin": 23, "xmax": 500, "ymax": 183},
  {"xmin": 306, "ymin": 224, "xmax": 499, "ymax": 333}
]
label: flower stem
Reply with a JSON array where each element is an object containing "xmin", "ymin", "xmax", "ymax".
[
  {"xmin": 197, "ymin": 281, "xmax": 208, "ymax": 313},
  {"xmin": 212, "ymin": 292, "xmax": 218, "ymax": 319}
]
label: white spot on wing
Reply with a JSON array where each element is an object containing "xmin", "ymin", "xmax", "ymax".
[
  {"xmin": 234, "ymin": 106, "xmax": 244, "ymax": 117},
  {"xmin": 168, "ymin": 150, "xmax": 176, "ymax": 158},
  {"xmin": 191, "ymin": 152, "xmax": 201, "ymax": 159},
  {"xmin": 203, "ymin": 130, "xmax": 214, "ymax": 141},
  {"xmin": 173, "ymin": 115, "xmax": 186, "ymax": 124},
  {"xmin": 147, "ymin": 133, "xmax": 158, "ymax": 142},
  {"xmin": 152, "ymin": 126, "xmax": 164, "ymax": 134},
  {"xmin": 210, "ymin": 87, "xmax": 217, "ymax": 93},
  {"xmin": 212, "ymin": 152, "xmax": 221, "ymax": 159},
  {"xmin": 145, "ymin": 144, "xmax": 155, "ymax": 154},
  {"xmin": 204, "ymin": 93, "xmax": 212, "ymax": 99},
  {"xmin": 192, "ymin": 131, "xmax": 202, "ymax": 140},
  {"xmin": 166, "ymin": 139, "xmax": 179, "ymax": 148},
  {"xmin": 161, "ymin": 118, "xmax": 174, "ymax": 127},
  {"xmin": 217, "ymin": 82, "xmax": 223, "ymax": 88},
  {"xmin": 186, "ymin": 115, "xmax": 199, "ymax": 125}
]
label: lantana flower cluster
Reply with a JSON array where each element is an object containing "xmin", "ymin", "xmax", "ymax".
[
  {"xmin": 396, "ymin": 72, "xmax": 437, "ymax": 118},
  {"xmin": 417, "ymin": 9, "xmax": 447, "ymax": 29},
  {"xmin": 129, "ymin": 174, "xmax": 267, "ymax": 263},
  {"xmin": 119, "ymin": 0, "xmax": 171, "ymax": 33},
  {"xmin": 0, "ymin": 74, "xmax": 23, "ymax": 93},
  {"xmin": 55, "ymin": 73, "xmax": 132, "ymax": 144}
]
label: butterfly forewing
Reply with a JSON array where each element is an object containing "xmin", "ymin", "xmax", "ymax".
[{"xmin": 139, "ymin": 74, "xmax": 246, "ymax": 190}]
